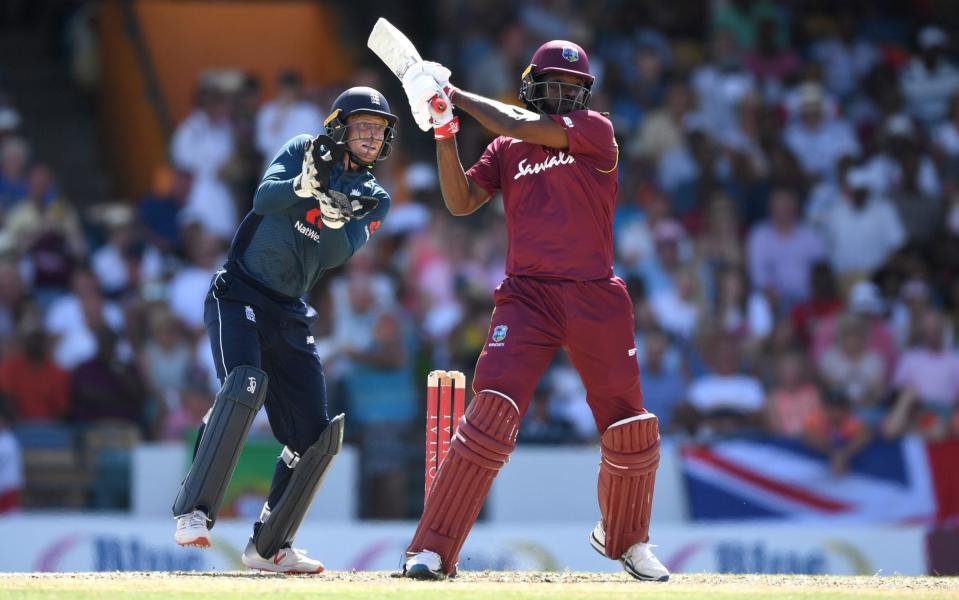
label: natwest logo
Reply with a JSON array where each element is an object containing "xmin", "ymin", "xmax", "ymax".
[
  {"xmin": 295, "ymin": 220, "xmax": 321, "ymax": 243},
  {"xmin": 513, "ymin": 152, "xmax": 575, "ymax": 180}
]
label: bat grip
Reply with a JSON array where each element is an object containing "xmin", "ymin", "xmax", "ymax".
[{"xmin": 430, "ymin": 95, "xmax": 447, "ymax": 113}]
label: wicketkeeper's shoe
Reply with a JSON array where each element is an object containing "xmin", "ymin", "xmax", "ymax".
[
  {"xmin": 241, "ymin": 539, "xmax": 324, "ymax": 574},
  {"xmin": 174, "ymin": 509, "xmax": 211, "ymax": 548},
  {"xmin": 589, "ymin": 521, "xmax": 670, "ymax": 582},
  {"xmin": 403, "ymin": 550, "xmax": 446, "ymax": 580}
]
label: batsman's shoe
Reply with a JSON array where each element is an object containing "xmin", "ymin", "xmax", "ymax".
[
  {"xmin": 241, "ymin": 539, "xmax": 324, "ymax": 574},
  {"xmin": 174, "ymin": 509, "xmax": 211, "ymax": 548},
  {"xmin": 403, "ymin": 550, "xmax": 445, "ymax": 580},
  {"xmin": 589, "ymin": 521, "xmax": 669, "ymax": 582}
]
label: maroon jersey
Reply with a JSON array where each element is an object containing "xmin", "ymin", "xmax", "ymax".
[{"xmin": 465, "ymin": 109, "xmax": 619, "ymax": 280}]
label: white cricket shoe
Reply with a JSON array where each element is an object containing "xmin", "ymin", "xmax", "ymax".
[
  {"xmin": 241, "ymin": 539, "xmax": 324, "ymax": 574},
  {"xmin": 403, "ymin": 550, "xmax": 445, "ymax": 580},
  {"xmin": 174, "ymin": 509, "xmax": 211, "ymax": 548},
  {"xmin": 589, "ymin": 521, "xmax": 669, "ymax": 582}
]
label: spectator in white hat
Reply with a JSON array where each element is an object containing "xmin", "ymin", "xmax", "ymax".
[
  {"xmin": 783, "ymin": 82, "xmax": 860, "ymax": 183},
  {"xmin": 859, "ymin": 115, "xmax": 944, "ymax": 243},
  {"xmin": 254, "ymin": 70, "xmax": 324, "ymax": 171},
  {"xmin": 171, "ymin": 79, "xmax": 238, "ymax": 241},
  {"xmin": 900, "ymin": 26, "xmax": 959, "ymax": 128},
  {"xmin": 819, "ymin": 166, "xmax": 905, "ymax": 279},
  {"xmin": 861, "ymin": 114, "xmax": 942, "ymax": 199}
]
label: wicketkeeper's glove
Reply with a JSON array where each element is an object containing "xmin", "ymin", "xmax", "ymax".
[
  {"xmin": 316, "ymin": 190, "xmax": 379, "ymax": 230},
  {"xmin": 293, "ymin": 135, "xmax": 345, "ymax": 198}
]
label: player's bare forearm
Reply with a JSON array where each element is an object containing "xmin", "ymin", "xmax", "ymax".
[
  {"xmin": 452, "ymin": 90, "xmax": 569, "ymax": 149},
  {"xmin": 436, "ymin": 137, "xmax": 487, "ymax": 215}
]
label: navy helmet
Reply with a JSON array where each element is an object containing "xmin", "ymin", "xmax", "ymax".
[{"xmin": 324, "ymin": 86, "xmax": 397, "ymax": 166}]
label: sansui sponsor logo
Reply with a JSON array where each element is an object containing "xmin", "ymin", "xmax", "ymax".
[
  {"xmin": 513, "ymin": 152, "xmax": 575, "ymax": 180},
  {"xmin": 295, "ymin": 220, "xmax": 321, "ymax": 242}
]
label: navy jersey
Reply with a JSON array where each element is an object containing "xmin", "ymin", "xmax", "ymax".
[{"xmin": 228, "ymin": 135, "xmax": 390, "ymax": 298}]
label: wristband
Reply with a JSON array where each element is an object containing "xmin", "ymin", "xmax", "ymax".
[
  {"xmin": 443, "ymin": 85, "xmax": 459, "ymax": 104},
  {"xmin": 434, "ymin": 116, "xmax": 460, "ymax": 140}
]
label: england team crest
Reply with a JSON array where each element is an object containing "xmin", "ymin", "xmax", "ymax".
[
  {"xmin": 562, "ymin": 47, "xmax": 579, "ymax": 62},
  {"xmin": 491, "ymin": 325, "xmax": 509, "ymax": 343}
]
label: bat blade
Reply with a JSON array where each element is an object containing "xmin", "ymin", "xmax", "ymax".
[
  {"xmin": 367, "ymin": 18, "xmax": 423, "ymax": 81},
  {"xmin": 367, "ymin": 18, "xmax": 449, "ymax": 113}
]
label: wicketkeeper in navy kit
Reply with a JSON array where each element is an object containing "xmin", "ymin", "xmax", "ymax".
[{"xmin": 172, "ymin": 86, "xmax": 396, "ymax": 574}]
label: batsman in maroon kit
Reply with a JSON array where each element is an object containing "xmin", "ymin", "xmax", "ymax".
[{"xmin": 397, "ymin": 40, "xmax": 668, "ymax": 581}]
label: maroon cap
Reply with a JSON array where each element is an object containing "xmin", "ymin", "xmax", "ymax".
[{"xmin": 523, "ymin": 40, "xmax": 594, "ymax": 84}]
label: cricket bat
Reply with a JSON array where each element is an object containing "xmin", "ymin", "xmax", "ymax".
[{"xmin": 367, "ymin": 18, "xmax": 448, "ymax": 112}]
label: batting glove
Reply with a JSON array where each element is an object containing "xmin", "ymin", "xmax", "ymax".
[
  {"xmin": 429, "ymin": 88, "xmax": 459, "ymax": 141},
  {"xmin": 402, "ymin": 71, "xmax": 442, "ymax": 132},
  {"xmin": 421, "ymin": 61, "xmax": 458, "ymax": 101}
]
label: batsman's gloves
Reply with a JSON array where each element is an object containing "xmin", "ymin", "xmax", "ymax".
[
  {"xmin": 428, "ymin": 88, "xmax": 459, "ymax": 140},
  {"xmin": 408, "ymin": 61, "xmax": 459, "ymax": 140},
  {"xmin": 317, "ymin": 190, "xmax": 379, "ymax": 230},
  {"xmin": 402, "ymin": 71, "xmax": 443, "ymax": 132},
  {"xmin": 420, "ymin": 61, "xmax": 458, "ymax": 101}
]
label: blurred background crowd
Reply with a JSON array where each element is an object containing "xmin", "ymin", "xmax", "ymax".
[{"xmin": 0, "ymin": 0, "xmax": 958, "ymax": 520}]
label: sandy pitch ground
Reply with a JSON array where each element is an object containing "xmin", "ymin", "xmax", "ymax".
[{"xmin": 1, "ymin": 571, "xmax": 958, "ymax": 598}]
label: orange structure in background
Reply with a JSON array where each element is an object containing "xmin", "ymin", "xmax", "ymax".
[{"xmin": 99, "ymin": 0, "xmax": 353, "ymax": 199}]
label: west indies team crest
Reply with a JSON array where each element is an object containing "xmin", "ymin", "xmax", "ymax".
[
  {"xmin": 562, "ymin": 46, "xmax": 579, "ymax": 62},
  {"xmin": 491, "ymin": 324, "xmax": 509, "ymax": 343}
]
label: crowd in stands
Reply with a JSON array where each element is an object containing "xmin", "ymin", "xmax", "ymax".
[{"xmin": 1, "ymin": 0, "xmax": 959, "ymax": 517}]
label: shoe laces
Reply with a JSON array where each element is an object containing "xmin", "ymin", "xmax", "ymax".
[
  {"xmin": 185, "ymin": 511, "xmax": 209, "ymax": 528},
  {"xmin": 629, "ymin": 543, "xmax": 658, "ymax": 560},
  {"xmin": 412, "ymin": 550, "xmax": 442, "ymax": 570}
]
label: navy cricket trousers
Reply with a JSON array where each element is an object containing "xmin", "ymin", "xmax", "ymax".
[{"xmin": 203, "ymin": 264, "xmax": 330, "ymax": 511}]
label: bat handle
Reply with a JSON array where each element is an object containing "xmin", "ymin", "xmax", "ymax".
[{"xmin": 430, "ymin": 94, "xmax": 448, "ymax": 113}]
